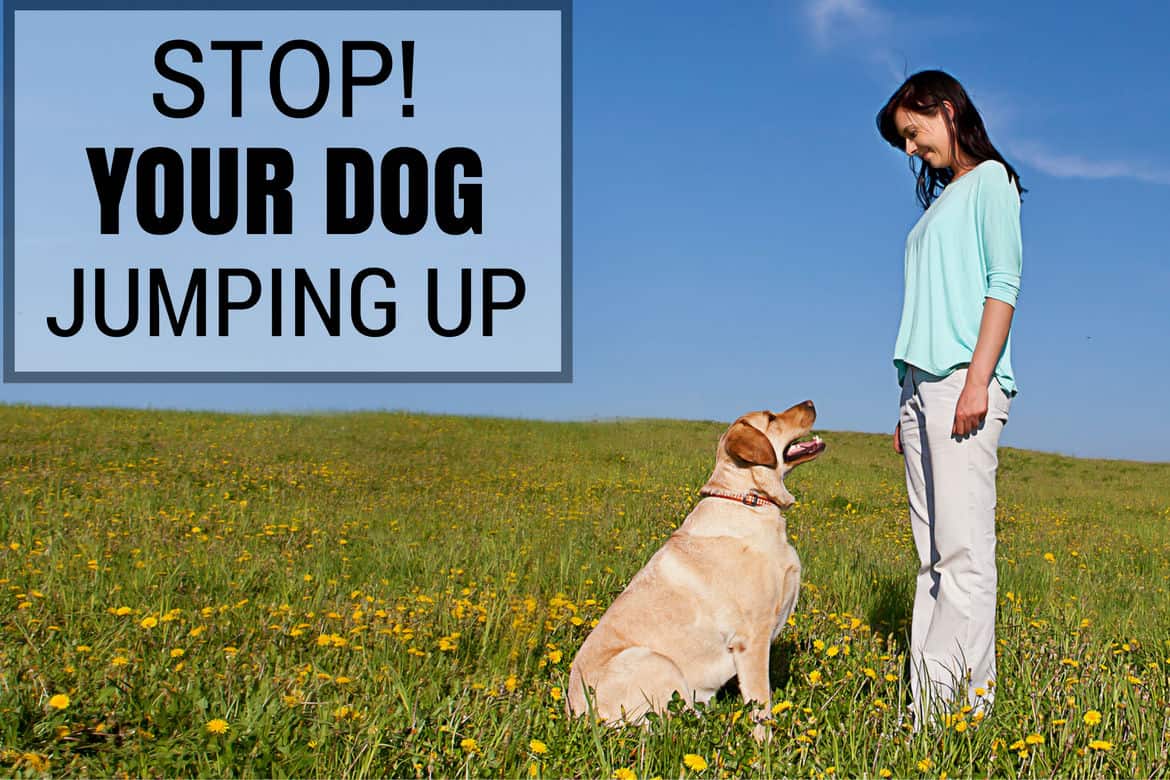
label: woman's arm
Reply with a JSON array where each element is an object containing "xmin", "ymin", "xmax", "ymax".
[
  {"xmin": 953, "ymin": 166, "xmax": 1022, "ymax": 437},
  {"xmin": 952, "ymin": 298, "xmax": 1014, "ymax": 436}
]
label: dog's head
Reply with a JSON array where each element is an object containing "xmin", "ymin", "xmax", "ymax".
[{"xmin": 705, "ymin": 400, "xmax": 826, "ymax": 509}]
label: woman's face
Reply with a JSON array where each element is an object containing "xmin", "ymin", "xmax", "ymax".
[{"xmin": 894, "ymin": 104, "xmax": 956, "ymax": 169}]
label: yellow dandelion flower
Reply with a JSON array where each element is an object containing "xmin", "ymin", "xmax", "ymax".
[
  {"xmin": 1044, "ymin": 553, "xmax": 1055, "ymax": 563},
  {"xmin": 878, "ymin": 770, "xmax": 892, "ymax": 778},
  {"xmin": 48, "ymin": 694, "xmax": 70, "ymax": 710},
  {"xmin": 1083, "ymin": 710, "xmax": 1102, "ymax": 726},
  {"xmin": 20, "ymin": 753, "xmax": 49, "ymax": 772},
  {"xmin": 548, "ymin": 649, "xmax": 563, "ymax": 664},
  {"xmin": 1088, "ymin": 739, "xmax": 1112, "ymax": 751},
  {"xmin": 460, "ymin": 737, "xmax": 478, "ymax": 752},
  {"xmin": 808, "ymin": 670, "xmax": 822, "ymax": 684},
  {"xmin": 170, "ymin": 648, "xmax": 185, "ymax": 658},
  {"xmin": 1025, "ymin": 734, "xmax": 1044, "ymax": 745},
  {"xmin": 954, "ymin": 720, "xmax": 968, "ymax": 733},
  {"xmin": 529, "ymin": 763, "xmax": 539, "ymax": 777},
  {"xmin": 826, "ymin": 645, "xmax": 839, "ymax": 657},
  {"xmin": 772, "ymin": 700, "xmax": 792, "ymax": 715},
  {"xmin": 115, "ymin": 606, "xmax": 132, "ymax": 616},
  {"xmin": 863, "ymin": 667, "xmax": 877, "ymax": 679},
  {"xmin": 110, "ymin": 656, "xmax": 129, "ymax": 667},
  {"xmin": 550, "ymin": 686, "xmax": 562, "ymax": 701},
  {"xmin": 917, "ymin": 758, "xmax": 933, "ymax": 772},
  {"xmin": 529, "ymin": 739, "xmax": 548, "ymax": 754},
  {"xmin": 683, "ymin": 754, "xmax": 708, "ymax": 771},
  {"xmin": 140, "ymin": 616, "xmax": 158, "ymax": 629},
  {"xmin": 76, "ymin": 645, "xmax": 92, "ymax": 654},
  {"xmin": 505, "ymin": 675, "xmax": 519, "ymax": 692},
  {"xmin": 205, "ymin": 718, "xmax": 229, "ymax": 735},
  {"xmin": 613, "ymin": 769, "xmax": 636, "ymax": 780}
]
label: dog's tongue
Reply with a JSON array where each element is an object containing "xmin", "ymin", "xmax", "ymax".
[
  {"xmin": 786, "ymin": 441, "xmax": 817, "ymax": 457},
  {"xmin": 784, "ymin": 437, "xmax": 826, "ymax": 461}
]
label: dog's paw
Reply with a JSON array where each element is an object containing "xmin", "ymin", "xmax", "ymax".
[{"xmin": 749, "ymin": 709, "xmax": 773, "ymax": 743}]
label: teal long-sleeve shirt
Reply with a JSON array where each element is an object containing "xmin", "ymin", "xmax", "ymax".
[{"xmin": 893, "ymin": 159, "xmax": 1023, "ymax": 395}]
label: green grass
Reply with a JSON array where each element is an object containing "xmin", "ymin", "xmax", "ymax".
[{"xmin": 0, "ymin": 405, "xmax": 1168, "ymax": 778}]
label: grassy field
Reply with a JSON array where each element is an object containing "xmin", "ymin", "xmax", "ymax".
[{"xmin": 0, "ymin": 405, "xmax": 1168, "ymax": 778}]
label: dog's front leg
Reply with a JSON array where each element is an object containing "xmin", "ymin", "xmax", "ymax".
[{"xmin": 730, "ymin": 635, "xmax": 773, "ymax": 742}]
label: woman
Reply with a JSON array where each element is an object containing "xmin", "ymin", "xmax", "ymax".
[{"xmin": 875, "ymin": 70, "xmax": 1025, "ymax": 725}]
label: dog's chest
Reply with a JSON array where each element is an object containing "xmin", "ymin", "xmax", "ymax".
[{"xmin": 656, "ymin": 529, "xmax": 795, "ymax": 621}]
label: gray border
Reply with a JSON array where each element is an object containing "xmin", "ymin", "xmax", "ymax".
[{"xmin": 3, "ymin": 0, "xmax": 572, "ymax": 383}]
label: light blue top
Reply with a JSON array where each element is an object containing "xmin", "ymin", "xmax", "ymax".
[{"xmin": 893, "ymin": 159, "xmax": 1023, "ymax": 395}]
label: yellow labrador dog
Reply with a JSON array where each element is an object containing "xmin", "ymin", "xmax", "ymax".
[{"xmin": 567, "ymin": 401, "xmax": 825, "ymax": 739}]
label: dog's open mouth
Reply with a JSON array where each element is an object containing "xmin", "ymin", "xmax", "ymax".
[{"xmin": 784, "ymin": 434, "xmax": 826, "ymax": 464}]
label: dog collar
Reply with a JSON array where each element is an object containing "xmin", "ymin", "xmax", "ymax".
[{"xmin": 698, "ymin": 488, "xmax": 780, "ymax": 508}]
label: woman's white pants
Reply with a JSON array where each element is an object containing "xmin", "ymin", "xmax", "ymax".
[{"xmin": 899, "ymin": 365, "xmax": 1011, "ymax": 722}]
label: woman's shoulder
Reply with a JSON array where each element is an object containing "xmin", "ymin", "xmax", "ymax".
[
  {"xmin": 972, "ymin": 159, "xmax": 1016, "ymax": 186},
  {"xmin": 972, "ymin": 159, "xmax": 1008, "ymax": 179},
  {"xmin": 970, "ymin": 159, "xmax": 1020, "ymax": 202}
]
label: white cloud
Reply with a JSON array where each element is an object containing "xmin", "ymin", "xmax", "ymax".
[
  {"xmin": 1005, "ymin": 140, "xmax": 1170, "ymax": 185},
  {"xmin": 799, "ymin": 0, "xmax": 911, "ymax": 86},
  {"xmin": 803, "ymin": 0, "xmax": 889, "ymax": 50}
]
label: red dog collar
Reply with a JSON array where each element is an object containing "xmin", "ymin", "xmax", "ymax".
[{"xmin": 698, "ymin": 488, "xmax": 780, "ymax": 508}]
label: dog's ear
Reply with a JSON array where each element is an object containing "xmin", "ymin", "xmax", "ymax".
[{"xmin": 725, "ymin": 420, "xmax": 778, "ymax": 467}]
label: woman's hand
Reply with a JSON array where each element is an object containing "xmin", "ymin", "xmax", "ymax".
[
  {"xmin": 952, "ymin": 378, "xmax": 989, "ymax": 437},
  {"xmin": 956, "ymin": 298, "xmax": 1014, "ymax": 438},
  {"xmin": 893, "ymin": 421, "xmax": 903, "ymax": 454}
]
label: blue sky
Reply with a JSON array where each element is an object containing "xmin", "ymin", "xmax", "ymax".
[{"xmin": 3, "ymin": 0, "xmax": 1169, "ymax": 462}]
